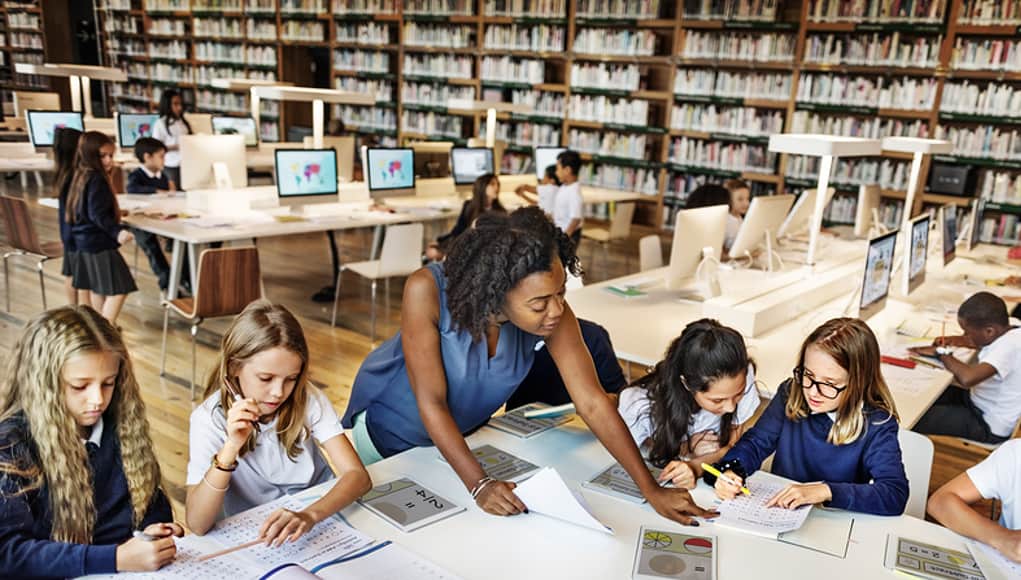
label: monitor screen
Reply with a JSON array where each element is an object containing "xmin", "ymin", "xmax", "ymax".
[
  {"xmin": 968, "ymin": 198, "xmax": 985, "ymax": 250},
  {"xmin": 941, "ymin": 204, "xmax": 956, "ymax": 266},
  {"xmin": 909, "ymin": 215, "xmax": 930, "ymax": 283},
  {"xmin": 117, "ymin": 113, "xmax": 159, "ymax": 148},
  {"xmin": 451, "ymin": 147, "xmax": 494, "ymax": 185},
  {"xmin": 860, "ymin": 230, "xmax": 898, "ymax": 314},
  {"xmin": 534, "ymin": 146, "xmax": 566, "ymax": 179},
  {"xmin": 274, "ymin": 149, "xmax": 338, "ymax": 198},
  {"xmin": 212, "ymin": 116, "xmax": 258, "ymax": 147},
  {"xmin": 27, "ymin": 111, "xmax": 84, "ymax": 147},
  {"xmin": 366, "ymin": 148, "xmax": 415, "ymax": 192}
]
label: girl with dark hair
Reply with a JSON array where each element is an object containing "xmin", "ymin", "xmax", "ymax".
[
  {"xmin": 618, "ymin": 319, "xmax": 760, "ymax": 489},
  {"xmin": 152, "ymin": 90, "xmax": 192, "ymax": 187},
  {"xmin": 425, "ymin": 173, "xmax": 505, "ymax": 261},
  {"xmin": 342, "ymin": 207, "xmax": 712, "ymax": 525},
  {"xmin": 54, "ymin": 126, "xmax": 84, "ymax": 305}
]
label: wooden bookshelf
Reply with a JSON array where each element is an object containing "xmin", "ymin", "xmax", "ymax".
[{"xmin": 0, "ymin": 0, "xmax": 49, "ymax": 99}]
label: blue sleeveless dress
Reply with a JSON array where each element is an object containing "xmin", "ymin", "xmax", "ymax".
[{"xmin": 341, "ymin": 263, "xmax": 540, "ymax": 457}]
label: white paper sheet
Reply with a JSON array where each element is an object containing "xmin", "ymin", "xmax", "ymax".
[
  {"xmin": 513, "ymin": 467, "xmax": 612, "ymax": 534},
  {"xmin": 968, "ymin": 540, "xmax": 1021, "ymax": 580},
  {"xmin": 712, "ymin": 478, "xmax": 811, "ymax": 538},
  {"xmin": 313, "ymin": 541, "xmax": 464, "ymax": 580},
  {"xmin": 882, "ymin": 363, "xmax": 944, "ymax": 396}
]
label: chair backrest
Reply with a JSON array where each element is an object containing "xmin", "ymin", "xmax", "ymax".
[
  {"xmin": 0, "ymin": 195, "xmax": 45, "ymax": 255},
  {"xmin": 639, "ymin": 234, "xmax": 663, "ymax": 271},
  {"xmin": 898, "ymin": 429, "xmax": 934, "ymax": 519},
  {"xmin": 192, "ymin": 247, "xmax": 263, "ymax": 319},
  {"xmin": 379, "ymin": 223, "xmax": 424, "ymax": 278},
  {"xmin": 608, "ymin": 202, "xmax": 636, "ymax": 239}
]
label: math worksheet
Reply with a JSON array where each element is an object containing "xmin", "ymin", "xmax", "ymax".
[
  {"xmin": 884, "ymin": 536, "xmax": 983, "ymax": 580},
  {"xmin": 358, "ymin": 478, "xmax": 465, "ymax": 533},
  {"xmin": 584, "ymin": 461, "xmax": 664, "ymax": 503},
  {"xmin": 487, "ymin": 403, "xmax": 573, "ymax": 438},
  {"xmin": 712, "ymin": 478, "xmax": 811, "ymax": 538}
]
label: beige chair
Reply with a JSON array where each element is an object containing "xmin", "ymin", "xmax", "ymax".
[
  {"xmin": 582, "ymin": 202, "xmax": 635, "ymax": 274},
  {"xmin": 160, "ymin": 247, "xmax": 263, "ymax": 398},
  {"xmin": 898, "ymin": 429, "xmax": 934, "ymax": 519},
  {"xmin": 0, "ymin": 195, "xmax": 62, "ymax": 311},
  {"xmin": 332, "ymin": 223, "xmax": 423, "ymax": 342},
  {"xmin": 639, "ymin": 234, "xmax": 663, "ymax": 272}
]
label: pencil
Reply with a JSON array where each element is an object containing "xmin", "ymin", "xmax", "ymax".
[
  {"xmin": 701, "ymin": 463, "xmax": 751, "ymax": 496},
  {"xmin": 197, "ymin": 538, "xmax": 263, "ymax": 562}
]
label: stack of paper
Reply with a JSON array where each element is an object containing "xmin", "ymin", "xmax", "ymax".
[{"xmin": 514, "ymin": 467, "xmax": 613, "ymax": 534}]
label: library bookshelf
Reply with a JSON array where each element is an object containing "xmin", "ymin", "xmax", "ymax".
[{"xmin": 0, "ymin": 0, "xmax": 48, "ymax": 93}]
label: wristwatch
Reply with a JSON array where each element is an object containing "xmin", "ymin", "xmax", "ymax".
[{"xmin": 935, "ymin": 345, "xmax": 953, "ymax": 357}]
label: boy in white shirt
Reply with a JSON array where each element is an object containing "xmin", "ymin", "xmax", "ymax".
[
  {"xmin": 928, "ymin": 439, "xmax": 1021, "ymax": 563},
  {"xmin": 552, "ymin": 150, "xmax": 584, "ymax": 245},
  {"xmin": 913, "ymin": 292, "xmax": 1021, "ymax": 443}
]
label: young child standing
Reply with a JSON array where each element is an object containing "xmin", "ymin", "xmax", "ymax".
[
  {"xmin": 0, "ymin": 306, "xmax": 182, "ymax": 578},
  {"xmin": 514, "ymin": 164, "xmax": 561, "ymax": 216},
  {"xmin": 553, "ymin": 150, "xmax": 584, "ymax": 245},
  {"xmin": 186, "ymin": 301, "xmax": 371, "ymax": 541},
  {"xmin": 912, "ymin": 291, "xmax": 1021, "ymax": 443},
  {"xmin": 618, "ymin": 319, "xmax": 760, "ymax": 489},
  {"xmin": 66, "ymin": 131, "xmax": 136, "ymax": 324},
  {"xmin": 708, "ymin": 317, "xmax": 909, "ymax": 516},
  {"xmin": 152, "ymin": 90, "xmax": 192, "ymax": 187},
  {"xmin": 53, "ymin": 126, "xmax": 84, "ymax": 305},
  {"xmin": 125, "ymin": 137, "xmax": 175, "ymax": 293}
]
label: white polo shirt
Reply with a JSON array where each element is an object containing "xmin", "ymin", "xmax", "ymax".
[
  {"xmin": 553, "ymin": 181, "xmax": 583, "ymax": 233},
  {"xmin": 969, "ymin": 327, "xmax": 1021, "ymax": 437},
  {"xmin": 967, "ymin": 439, "xmax": 1021, "ymax": 530},
  {"xmin": 152, "ymin": 117, "xmax": 189, "ymax": 168},
  {"xmin": 537, "ymin": 184, "xmax": 558, "ymax": 215}
]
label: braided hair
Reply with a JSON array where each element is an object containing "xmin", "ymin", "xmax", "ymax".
[{"xmin": 444, "ymin": 206, "xmax": 581, "ymax": 341}]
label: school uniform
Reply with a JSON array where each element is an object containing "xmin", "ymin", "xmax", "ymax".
[
  {"xmin": 126, "ymin": 167, "xmax": 172, "ymax": 290},
  {"xmin": 537, "ymin": 183, "xmax": 558, "ymax": 215},
  {"xmin": 187, "ymin": 388, "xmax": 345, "ymax": 518},
  {"xmin": 56, "ymin": 178, "xmax": 76, "ymax": 277},
  {"xmin": 152, "ymin": 117, "xmax": 189, "ymax": 186},
  {"xmin": 553, "ymin": 181, "xmax": 584, "ymax": 245},
  {"xmin": 69, "ymin": 173, "xmax": 136, "ymax": 296},
  {"xmin": 0, "ymin": 414, "xmax": 172, "ymax": 579},
  {"xmin": 711, "ymin": 380, "xmax": 909, "ymax": 516},
  {"xmin": 967, "ymin": 439, "xmax": 1021, "ymax": 530}
]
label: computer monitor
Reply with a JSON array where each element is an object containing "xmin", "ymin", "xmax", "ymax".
[
  {"xmin": 728, "ymin": 194, "xmax": 796, "ymax": 260},
  {"xmin": 940, "ymin": 204, "xmax": 957, "ymax": 267},
  {"xmin": 184, "ymin": 112, "xmax": 213, "ymax": 134},
  {"xmin": 411, "ymin": 141, "xmax": 452, "ymax": 178},
  {"xmin": 303, "ymin": 136, "xmax": 355, "ymax": 182},
  {"xmin": 665, "ymin": 205, "xmax": 729, "ymax": 291},
  {"xmin": 904, "ymin": 214, "xmax": 930, "ymax": 295},
  {"xmin": 777, "ymin": 187, "xmax": 836, "ymax": 239},
  {"xmin": 366, "ymin": 147, "xmax": 415, "ymax": 199},
  {"xmin": 13, "ymin": 91, "xmax": 59, "ymax": 117},
  {"xmin": 179, "ymin": 134, "xmax": 247, "ymax": 191},
  {"xmin": 26, "ymin": 111, "xmax": 84, "ymax": 147},
  {"xmin": 274, "ymin": 148, "xmax": 339, "ymax": 207},
  {"xmin": 966, "ymin": 198, "xmax": 986, "ymax": 251},
  {"xmin": 117, "ymin": 113, "xmax": 159, "ymax": 149},
  {"xmin": 859, "ymin": 229, "xmax": 898, "ymax": 321},
  {"xmin": 212, "ymin": 116, "xmax": 259, "ymax": 148},
  {"xmin": 451, "ymin": 147, "xmax": 494, "ymax": 186},
  {"xmin": 854, "ymin": 184, "xmax": 881, "ymax": 239},
  {"xmin": 534, "ymin": 146, "xmax": 566, "ymax": 179}
]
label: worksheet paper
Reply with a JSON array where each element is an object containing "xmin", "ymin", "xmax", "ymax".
[
  {"xmin": 884, "ymin": 535, "xmax": 983, "ymax": 580},
  {"xmin": 882, "ymin": 363, "xmax": 945, "ymax": 397},
  {"xmin": 968, "ymin": 540, "xmax": 1021, "ymax": 580},
  {"xmin": 513, "ymin": 467, "xmax": 613, "ymax": 534},
  {"xmin": 711, "ymin": 478, "xmax": 811, "ymax": 538}
]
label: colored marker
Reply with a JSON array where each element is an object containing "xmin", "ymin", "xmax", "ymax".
[{"xmin": 701, "ymin": 463, "xmax": 751, "ymax": 496}]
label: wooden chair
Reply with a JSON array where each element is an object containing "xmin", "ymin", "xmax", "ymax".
[
  {"xmin": 159, "ymin": 246, "xmax": 262, "ymax": 398},
  {"xmin": 582, "ymin": 202, "xmax": 635, "ymax": 275},
  {"xmin": 639, "ymin": 234, "xmax": 663, "ymax": 272},
  {"xmin": 0, "ymin": 195, "xmax": 62, "ymax": 311}
]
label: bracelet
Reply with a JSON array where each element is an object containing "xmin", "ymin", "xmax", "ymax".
[
  {"xmin": 202, "ymin": 474, "xmax": 229, "ymax": 492},
  {"xmin": 470, "ymin": 476, "xmax": 495, "ymax": 500},
  {"xmin": 211, "ymin": 452, "xmax": 238, "ymax": 472}
]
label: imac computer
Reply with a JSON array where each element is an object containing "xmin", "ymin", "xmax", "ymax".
[
  {"xmin": 859, "ymin": 229, "xmax": 898, "ymax": 321},
  {"xmin": 903, "ymin": 213, "xmax": 930, "ymax": 295},
  {"xmin": 366, "ymin": 147, "xmax": 416, "ymax": 199},
  {"xmin": 665, "ymin": 205, "xmax": 729, "ymax": 293},
  {"xmin": 212, "ymin": 116, "xmax": 259, "ymax": 148},
  {"xmin": 27, "ymin": 111, "xmax": 84, "ymax": 148},
  {"xmin": 854, "ymin": 184, "xmax": 882, "ymax": 239},
  {"xmin": 940, "ymin": 204, "xmax": 957, "ymax": 267},
  {"xmin": 117, "ymin": 113, "xmax": 159, "ymax": 149},
  {"xmin": 179, "ymin": 134, "xmax": 247, "ymax": 191},
  {"xmin": 728, "ymin": 194, "xmax": 796, "ymax": 263},
  {"xmin": 411, "ymin": 141, "xmax": 452, "ymax": 178},
  {"xmin": 777, "ymin": 187, "xmax": 836, "ymax": 240},
  {"xmin": 451, "ymin": 147, "xmax": 494, "ymax": 191},
  {"xmin": 534, "ymin": 146, "xmax": 566, "ymax": 178},
  {"xmin": 274, "ymin": 148, "xmax": 339, "ymax": 208},
  {"xmin": 303, "ymin": 136, "xmax": 355, "ymax": 182}
]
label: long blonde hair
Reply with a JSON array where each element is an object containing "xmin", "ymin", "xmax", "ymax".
[
  {"xmin": 786, "ymin": 317, "xmax": 899, "ymax": 445},
  {"xmin": 203, "ymin": 300, "xmax": 311, "ymax": 460},
  {"xmin": 0, "ymin": 306, "xmax": 162, "ymax": 543}
]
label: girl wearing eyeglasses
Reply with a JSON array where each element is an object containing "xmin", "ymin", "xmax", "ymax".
[{"xmin": 705, "ymin": 317, "xmax": 909, "ymax": 516}]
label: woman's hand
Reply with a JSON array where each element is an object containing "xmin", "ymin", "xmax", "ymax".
[
  {"xmin": 647, "ymin": 487, "xmax": 717, "ymax": 525},
  {"xmin": 142, "ymin": 522, "xmax": 184, "ymax": 539},
  {"xmin": 115, "ymin": 535, "xmax": 177, "ymax": 572},
  {"xmin": 658, "ymin": 460, "xmax": 697, "ymax": 490},
  {"xmin": 766, "ymin": 483, "xmax": 832, "ymax": 510},
  {"xmin": 226, "ymin": 398, "xmax": 260, "ymax": 448},
  {"xmin": 475, "ymin": 480, "xmax": 527, "ymax": 516},
  {"xmin": 713, "ymin": 470, "xmax": 744, "ymax": 501},
  {"xmin": 259, "ymin": 508, "xmax": 317, "ymax": 547}
]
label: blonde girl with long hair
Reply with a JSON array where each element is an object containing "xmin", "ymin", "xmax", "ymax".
[
  {"xmin": 0, "ymin": 306, "xmax": 181, "ymax": 578},
  {"xmin": 185, "ymin": 300, "xmax": 371, "ymax": 543},
  {"xmin": 708, "ymin": 317, "xmax": 910, "ymax": 516}
]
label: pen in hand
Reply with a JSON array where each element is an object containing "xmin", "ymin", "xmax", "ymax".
[{"xmin": 701, "ymin": 463, "xmax": 751, "ymax": 496}]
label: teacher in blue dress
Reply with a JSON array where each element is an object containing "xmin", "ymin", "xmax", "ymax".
[{"xmin": 342, "ymin": 207, "xmax": 712, "ymax": 525}]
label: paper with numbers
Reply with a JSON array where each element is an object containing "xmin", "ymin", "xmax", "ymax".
[
  {"xmin": 583, "ymin": 461, "xmax": 664, "ymax": 503},
  {"xmin": 632, "ymin": 527, "xmax": 716, "ymax": 580},
  {"xmin": 438, "ymin": 444, "xmax": 540, "ymax": 482},
  {"xmin": 968, "ymin": 540, "xmax": 1021, "ymax": 580},
  {"xmin": 357, "ymin": 478, "xmax": 465, "ymax": 533},
  {"xmin": 711, "ymin": 477, "xmax": 811, "ymax": 538},
  {"xmin": 883, "ymin": 535, "xmax": 984, "ymax": 580},
  {"xmin": 487, "ymin": 403, "xmax": 572, "ymax": 438}
]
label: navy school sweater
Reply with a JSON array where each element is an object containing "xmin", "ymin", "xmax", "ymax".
[
  {"xmin": 126, "ymin": 167, "xmax": 170, "ymax": 195},
  {"xmin": 69, "ymin": 173, "xmax": 125, "ymax": 253}
]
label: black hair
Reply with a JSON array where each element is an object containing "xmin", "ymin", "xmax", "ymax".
[
  {"xmin": 557, "ymin": 150, "xmax": 582, "ymax": 177},
  {"xmin": 959, "ymin": 291, "xmax": 1009, "ymax": 328},
  {"xmin": 544, "ymin": 163, "xmax": 560, "ymax": 186},
  {"xmin": 158, "ymin": 90, "xmax": 192, "ymax": 134},
  {"xmin": 466, "ymin": 173, "xmax": 506, "ymax": 224},
  {"xmin": 53, "ymin": 126, "xmax": 82, "ymax": 198},
  {"xmin": 631, "ymin": 319, "xmax": 751, "ymax": 467},
  {"xmin": 444, "ymin": 206, "xmax": 582, "ymax": 341},
  {"xmin": 685, "ymin": 184, "xmax": 731, "ymax": 209},
  {"xmin": 133, "ymin": 137, "xmax": 167, "ymax": 163}
]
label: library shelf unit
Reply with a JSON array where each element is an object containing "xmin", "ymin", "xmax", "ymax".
[
  {"xmin": 86, "ymin": 0, "xmax": 1019, "ymax": 241},
  {"xmin": 0, "ymin": 0, "xmax": 48, "ymax": 94}
]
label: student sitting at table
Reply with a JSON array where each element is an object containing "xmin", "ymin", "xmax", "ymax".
[
  {"xmin": 928, "ymin": 439, "xmax": 1021, "ymax": 563},
  {"xmin": 342, "ymin": 207, "xmax": 712, "ymax": 525},
  {"xmin": 911, "ymin": 292, "xmax": 1021, "ymax": 444},
  {"xmin": 125, "ymin": 137, "xmax": 176, "ymax": 293},
  {"xmin": 425, "ymin": 173, "xmax": 506, "ymax": 262},
  {"xmin": 618, "ymin": 319, "xmax": 761, "ymax": 489},
  {"xmin": 707, "ymin": 317, "xmax": 909, "ymax": 516},
  {"xmin": 0, "ymin": 306, "xmax": 182, "ymax": 578}
]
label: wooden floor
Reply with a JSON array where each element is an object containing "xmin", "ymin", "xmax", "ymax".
[{"xmin": 0, "ymin": 179, "xmax": 991, "ymax": 521}]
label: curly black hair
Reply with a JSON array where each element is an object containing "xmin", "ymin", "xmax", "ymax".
[{"xmin": 443, "ymin": 206, "xmax": 582, "ymax": 341}]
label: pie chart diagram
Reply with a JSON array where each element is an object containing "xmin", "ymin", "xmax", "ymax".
[
  {"xmin": 684, "ymin": 537, "xmax": 713, "ymax": 554},
  {"xmin": 643, "ymin": 531, "xmax": 673, "ymax": 549}
]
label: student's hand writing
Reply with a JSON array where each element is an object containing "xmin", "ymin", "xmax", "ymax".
[
  {"xmin": 933, "ymin": 335, "xmax": 971, "ymax": 348},
  {"xmin": 117, "ymin": 230, "xmax": 134, "ymax": 245},
  {"xmin": 908, "ymin": 345, "xmax": 938, "ymax": 357},
  {"xmin": 991, "ymin": 529, "xmax": 1021, "ymax": 563},
  {"xmin": 766, "ymin": 483, "xmax": 832, "ymax": 510},
  {"xmin": 658, "ymin": 460, "xmax": 697, "ymax": 490},
  {"xmin": 259, "ymin": 508, "xmax": 316, "ymax": 547},
  {"xmin": 647, "ymin": 487, "xmax": 717, "ymax": 526},
  {"xmin": 476, "ymin": 480, "xmax": 527, "ymax": 516},
  {"xmin": 116, "ymin": 535, "xmax": 177, "ymax": 571},
  {"xmin": 143, "ymin": 522, "xmax": 184, "ymax": 538},
  {"xmin": 225, "ymin": 398, "xmax": 260, "ymax": 447},
  {"xmin": 713, "ymin": 470, "xmax": 744, "ymax": 501}
]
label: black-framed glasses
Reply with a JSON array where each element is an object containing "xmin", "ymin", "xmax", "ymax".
[{"xmin": 793, "ymin": 366, "xmax": 848, "ymax": 400}]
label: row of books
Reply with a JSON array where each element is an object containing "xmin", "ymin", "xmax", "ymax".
[
  {"xmin": 951, "ymin": 38, "xmax": 1021, "ymax": 72},
  {"xmin": 7, "ymin": 11, "xmax": 38, "ymax": 29},
  {"xmin": 510, "ymin": 89, "xmax": 565, "ymax": 118},
  {"xmin": 403, "ymin": 110, "xmax": 463, "ymax": 138},
  {"xmin": 196, "ymin": 43, "xmax": 277, "ymax": 66},
  {"xmin": 6, "ymin": 33, "xmax": 41, "ymax": 49},
  {"xmin": 482, "ymin": 56, "xmax": 545, "ymax": 84},
  {"xmin": 149, "ymin": 40, "xmax": 189, "ymax": 59},
  {"xmin": 940, "ymin": 81, "xmax": 1021, "ymax": 119},
  {"xmin": 336, "ymin": 23, "xmax": 391, "ymax": 46},
  {"xmin": 336, "ymin": 77, "xmax": 393, "ymax": 102},
  {"xmin": 193, "ymin": 18, "xmax": 246, "ymax": 39},
  {"xmin": 791, "ymin": 112, "xmax": 930, "ymax": 139},
  {"xmin": 576, "ymin": 0, "xmax": 660, "ymax": 19},
  {"xmin": 668, "ymin": 137, "xmax": 777, "ymax": 173},
  {"xmin": 483, "ymin": 121, "xmax": 561, "ymax": 147},
  {"xmin": 483, "ymin": 24, "xmax": 565, "ymax": 52},
  {"xmin": 682, "ymin": 0, "xmax": 779, "ymax": 21},
  {"xmin": 568, "ymin": 129, "xmax": 651, "ymax": 161},
  {"xmin": 280, "ymin": 21, "xmax": 324, "ymax": 42},
  {"xmin": 147, "ymin": 19, "xmax": 188, "ymax": 37},
  {"xmin": 106, "ymin": 38, "xmax": 144, "ymax": 57},
  {"xmin": 102, "ymin": 15, "xmax": 139, "ymax": 34},
  {"xmin": 671, "ymin": 104, "xmax": 785, "ymax": 137},
  {"xmin": 334, "ymin": 104, "xmax": 398, "ymax": 130},
  {"xmin": 402, "ymin": 81, "xmax": 475, "ymax": 106},
  {"xmin": 958, "ymin": 0, "xmax": 1021, "ymax": 24},
  {"xmin": 785, "ymin": 156, "xmax": 910, "ymax": 191},
  {"xmin": 807, "ymin": 0, "xmax": 946, "ymax": 22},
  {"xmin": 568, "ymin": 95, "xmax": 649, "ymax": 126},
  {"xmin": 674, "ymin": 69, "xmax": 791, "ymax": 101},
  {"xmin": 978, "ymin": 214, "xmax": 1021, "ymax": 245},
  {"xmin": 823, "ymin": 196, "xmax": 906, "ymax": 228},
  {"xmin": 403, "ymin": 54, "xmax": 472, "ymax": 79},
  {"xmin": 796, "ymin": 74, "xmax": 937, "ymax": 111},
  {"xmin": 570, "ymin": 62, "xmax": 640, "ymax": 91},
  {"xmin": 934, "ymin": 125, "xmax": 1021, "ymax": 161},
  {"xmin": 682, "ymin": 32, "xmax": 796, "ymax": 62},
  {"xmin": 574, "ymin": 28, "xmax": 658, "ymax": 57},
  {"xmin": 804, "ymin": 33, "xmax": 942, "ymax": 68},
  {"xmin": 404, "ymin": 23, "xmax": 474, "ymax": 49},
  {"xmin": 484, "ymin": 0, "xmax": 566, "ymax": 15},
  {"xmin": 404, "ymin": 0, "xmax": 474, "ymax": 15},
  {"xmin": 194, "ymin": 89, "xmax": 280, "ymax": 116},
  {"xmin": 580, "ymin": 163, "xmax": 659, "ymax": 195},
  {"xmin": 247, "ymin": 20, "xmax": 277, "ymax": 40},
  {"xmin": 333, "ymin": 49, "xmax": 390, "ymax": 74},
  {"xmin": 332, "ymin": 0, "xmax": 397, "ymax": 14},
  {"xmin": 979, "ymin": 171, "xmax": 1021, "ymax": 206},
  {"xmin": 279, "ymin": 0, "xmax": 327, "ymax": 13}
]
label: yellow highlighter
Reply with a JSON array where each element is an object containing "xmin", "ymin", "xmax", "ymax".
[{"xmin": 701, "ymin": 463, "xmax": 751, "ymax": 496}]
